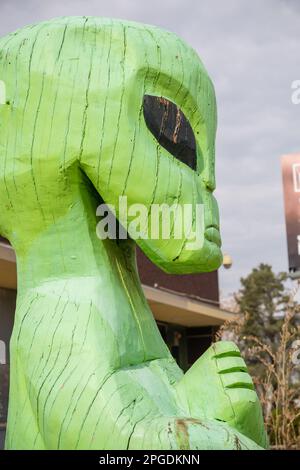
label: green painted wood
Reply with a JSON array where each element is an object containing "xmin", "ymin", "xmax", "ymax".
[{"xmin": 0, "ymin": 17, "xmax": 267, "ymax": 450}]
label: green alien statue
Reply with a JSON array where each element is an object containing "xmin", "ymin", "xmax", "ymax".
[{"xmin": 0, "ymin": 17, "xmax": 268, "ymax": 450}]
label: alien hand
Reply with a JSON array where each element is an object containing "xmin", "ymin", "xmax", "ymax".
[{"xmin": 175, "ymin": 341, "xmax": 268, "ymax": 449}]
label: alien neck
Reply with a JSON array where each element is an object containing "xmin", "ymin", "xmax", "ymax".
[
  {"xmin": 12, "ymin": 190, "xmax": 133, "ymax": 290},
  {"xmin": 11, "ymin": 198, "xmax": 170, "ymax": 364}
]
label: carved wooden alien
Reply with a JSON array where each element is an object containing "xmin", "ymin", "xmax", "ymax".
[{"xmin": 0, "ymin": 17, "xmax": 268, "ymax": 449}]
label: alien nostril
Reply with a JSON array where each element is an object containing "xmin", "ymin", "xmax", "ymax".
[{"xmin": 203, "ymin": 180, "xmax": 215, "ymax": 192}]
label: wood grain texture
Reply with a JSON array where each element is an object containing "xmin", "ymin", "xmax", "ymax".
[{"xmin": 0, "ymin": 17, "xmax": 267, "ymax": 449}]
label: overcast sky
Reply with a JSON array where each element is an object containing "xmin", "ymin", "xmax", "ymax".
[{"xmin": 0, "ymin": 0, "xmax": 299, "ymax": 297}]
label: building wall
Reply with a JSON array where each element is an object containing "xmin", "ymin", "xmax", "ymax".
[
  {"xmin": 0, "ymin": 426, "xmax": 5, "ymax": 449},
  {"xmin": 137, "ymin": 248, "xmax": 219, "ymax": 303},
  {"xmin": 137, "ymin": 249, "xmax": 220, "ymax": 372}
]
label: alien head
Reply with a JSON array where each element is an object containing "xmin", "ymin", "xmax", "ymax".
[{"xmin": 0, "ymin": 17, "xmax": 222, "ymax": 274}]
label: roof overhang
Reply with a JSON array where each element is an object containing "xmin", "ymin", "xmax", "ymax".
[{"xmin": 143, "ymin": 284, "xmax": 237, "ymax": 327}]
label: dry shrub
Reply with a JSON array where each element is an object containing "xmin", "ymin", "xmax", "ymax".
[{"xmin": 217, "ymin": 294, "xmax": 300, "ymax": 450}]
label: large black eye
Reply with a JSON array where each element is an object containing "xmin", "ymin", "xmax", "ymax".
[{"xmin": 143, "ymin": 95, "xmax": 197, "ymax": 171}]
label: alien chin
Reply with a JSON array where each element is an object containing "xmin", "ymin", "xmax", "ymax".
[{"xmin": 95, "ymin": 195, "xmax": 222, "ymax": 274}]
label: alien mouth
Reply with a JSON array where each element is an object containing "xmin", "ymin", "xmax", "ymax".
[{"xmin": 204, "ymin": 226, "xmax": 221, "ymax": 248}]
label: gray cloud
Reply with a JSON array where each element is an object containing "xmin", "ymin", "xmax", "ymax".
[{"xmin": 0, "ymin": 0, "xmax": 299, "ymax": 297}]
